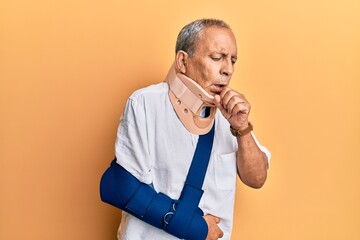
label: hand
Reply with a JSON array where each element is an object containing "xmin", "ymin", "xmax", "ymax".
[
  {"xmin": 204, "ymin": 214, "xmax": 224, "ymax": 240},
  {"xmin": 214, "ymin": 87, "xmax": 251, "ymax": 130}
]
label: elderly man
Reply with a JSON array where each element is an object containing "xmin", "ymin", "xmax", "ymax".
[{"xmin": 101, "ymin": 19, "xmax": 270, "ymax": 240}]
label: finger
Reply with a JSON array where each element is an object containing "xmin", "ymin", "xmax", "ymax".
[
  {"xmin": 218, "ymin": 229, "xmax": 224, "ymax": 238},
  {"xmin": 221, "ymin": 89, "xmax": 246, "ymax": 112},
  {"xmin": 225, "ymin": 96, "xmax": 248, "ymax": 116},
  {"xmin": 219, "ymin": 87, "xmax": 233, "ymax": 107},
  {"xmin": 226, "ymin": 97, "xmax": 243, "ymax": 115},
  {"xmin": 214, "ymin": 95, "xmax": 221, "ymax": 106},
  {"xmin": 218, "ymin": 105, "xmax": 231, "ymax": 119},
  {"xmin": 232, "ymin": 101, "xmax": 250, "ymax": 115},
  {"xmin": 205, "ymin": 214, "xmax": 221, "ymax": 223},
  {"xmin": 215, "ymin": 95, "xmax": 230, "ymax": 118},
  {"xmin": 219, "ymin": 86, "xmax": 231, "ymax": 99}
]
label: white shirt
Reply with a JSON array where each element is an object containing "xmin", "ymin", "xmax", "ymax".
[{"xmin": 115, "ymin": 82, "xmax": 271, "ymax": 240}]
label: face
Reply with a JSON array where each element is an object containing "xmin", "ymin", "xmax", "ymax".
[{"xmin": 183, "ymin": 27, "xmax": 238, "ymax": 96}]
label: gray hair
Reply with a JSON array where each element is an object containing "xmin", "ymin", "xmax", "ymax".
[{"xmin": 175, "ymin": 19, "xmax": 231, "ymax": 56}]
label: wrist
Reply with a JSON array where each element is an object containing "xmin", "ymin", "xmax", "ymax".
[{"xmin": 230, "ymin": 122, "xmax": 253, "ymax": 137}]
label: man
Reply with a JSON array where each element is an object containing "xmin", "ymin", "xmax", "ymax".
[{"xmin": 102, "ymin": 19, "xmax": 270, "ymax": 240}]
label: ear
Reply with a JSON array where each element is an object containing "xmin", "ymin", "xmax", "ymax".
[{"xmin": 175, "ymin": 50, "xmax": 189, "ymax": 74}]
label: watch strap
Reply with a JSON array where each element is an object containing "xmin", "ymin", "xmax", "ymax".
[{"xmin": 230, "ymin": 122, "xmax": 253, "ymax": 137}]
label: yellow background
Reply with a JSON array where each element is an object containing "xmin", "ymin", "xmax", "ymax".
[{"xmin": 1, "ymin": 0, "xmax": 359, "ymax": 239}]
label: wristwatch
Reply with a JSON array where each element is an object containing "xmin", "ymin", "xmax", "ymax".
[{"xmin": 230, "ymin": 122, "xmax": 253, "ymax": 137}]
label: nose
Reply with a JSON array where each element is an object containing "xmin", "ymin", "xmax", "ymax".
[{"xmin": 220, "ymin": 59, "xmax": 234, "ymax": 76}]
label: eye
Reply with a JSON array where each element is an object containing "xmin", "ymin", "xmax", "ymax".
[
  {"xmin": 211, "ymin": 57, "xmax": 221, "ymax": 61},
  {"xmin": 231, "ymin": 56, "xmax": 237, "ymax": 64}
]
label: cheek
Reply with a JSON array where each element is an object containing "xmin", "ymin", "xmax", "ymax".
[
  {"xmin": 198, "ymin": 63, "xmax": 217, "ymax": 87},
  {"xmin": 188, "ymin": 62, "xmax": 207, "ymax": 87},
  {"xmin": 196, "ymin": 64, "xmax": 213, "ymax": 87}
]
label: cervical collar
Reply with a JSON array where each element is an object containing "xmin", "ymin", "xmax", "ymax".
[{"xmin": 165, "ymin": 64, "xmax": 217, "ymax": 135}]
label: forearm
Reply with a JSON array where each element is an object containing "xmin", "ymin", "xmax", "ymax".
[
  {"xmin": 236, "ymin": 133, "xmax": 268, "ymax": 189},
  {"xmin": 100, "ymin": 159, "xmax": 208, "ymax": 240}
]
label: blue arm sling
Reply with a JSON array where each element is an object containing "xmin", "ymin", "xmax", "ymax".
[{"xmin": 100, "ymin": 124, "xmax": 215, "ymax": 239}]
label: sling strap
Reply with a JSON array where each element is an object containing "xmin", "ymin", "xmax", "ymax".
[
  {"xmin": 100, "ymin": 123, "xmax": 215, "ymax": 239},
  {"xmin": 163, "ymin": 123, "xmax": 215, "ymax": 237}
]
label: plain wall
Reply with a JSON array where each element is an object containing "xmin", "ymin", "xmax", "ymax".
[{"xmin": 1, "ymin": 0, "xmax": 359, "ymax": 239}]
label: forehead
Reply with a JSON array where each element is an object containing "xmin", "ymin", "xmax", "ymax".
[{"xmin": 195, "ymin": 27, "xmax": 237, "ymax": 55}]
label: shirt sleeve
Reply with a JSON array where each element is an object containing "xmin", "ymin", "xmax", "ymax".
[
  {"xmin": 250, "ymin": 132, "xmax": 271, "ymax": 168},
  {"xmin": 115, "ymin": 96, "xmax": 153, "ymax": 184}
]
